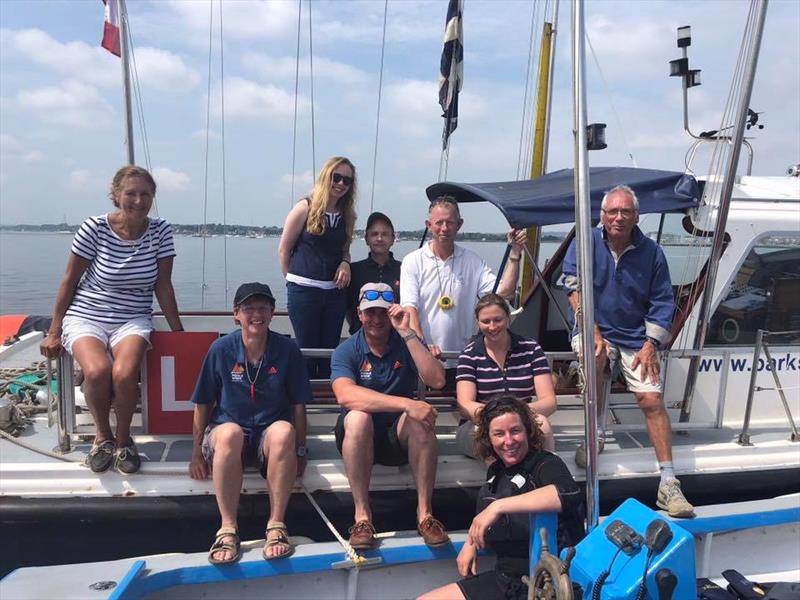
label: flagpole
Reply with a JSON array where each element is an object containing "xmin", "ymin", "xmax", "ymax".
[{"xmin": 117, "ymin": 0, "xmax": 135, "ymax": 165}]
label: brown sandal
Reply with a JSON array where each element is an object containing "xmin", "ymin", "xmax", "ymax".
[
  {"xmin": 208, "ymin": 527, "xmax": 241, "ymax": 565},
  {"xmin": 263, "ymin": 521, "xmax": 295, "ymax": 560}
]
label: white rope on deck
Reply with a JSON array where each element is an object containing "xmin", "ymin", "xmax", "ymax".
[{"xmin": 300, "ymin": 484, "xmax": 367, "ymax": 566}]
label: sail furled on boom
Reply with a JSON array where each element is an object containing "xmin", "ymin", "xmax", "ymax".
[
  {"xmin": 101, "ymin": 0, "xmax": 121, "ymax": 56},
  {"xmin": 438, "ymin": 0, "xmax": 464, "ymax": 150}
]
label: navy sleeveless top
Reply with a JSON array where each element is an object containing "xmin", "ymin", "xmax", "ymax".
[{"xmin": 288, "ymin": 202, "xmax": 346, "ymax": 282}]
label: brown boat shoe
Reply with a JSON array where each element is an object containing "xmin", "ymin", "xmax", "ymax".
[
  {"xmin": 418, "ymin": 515, "xmax": 450, "ymax": 547},
  {"xmin": 348, "ymin": 520, "xmax": 377, "ymax": 550}
]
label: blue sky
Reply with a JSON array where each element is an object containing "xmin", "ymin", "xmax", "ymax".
[{"xmin": 1, "ymin": 0, "xmax": 798, "ymax": 231}]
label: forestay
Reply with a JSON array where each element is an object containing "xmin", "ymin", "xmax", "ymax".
[{"xmin": 426, "ymin": 166, "xmax": 702, "ymax": 227}]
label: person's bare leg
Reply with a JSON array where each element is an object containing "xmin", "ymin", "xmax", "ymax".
[
  {"xmin": 71, "ymin": 337, "xmax": 114, "ymax": 442},
  {"xmin": 209, "ymin": 423, "xmax": 245, "ymax": 562},
  {"xmin": 417, "ymin": 583, "xmax": 467, "ymax": 600},
  {"xmin": 110, "ymin": 335, "xmax": 149, "ymax": 445},
  {"xmin": 532, "ymin": 412, "xmax": 555, "ymax": 452},
  {"xmin": 636, "ymin": 392, "xmax": 673, "ymax": 463},
  {"xmin": 261, "ymin": 420, "xmax": 297, "ymax": 558},
  {"xmin": 341, "ymin": 411, "xmax": 374, "ymax": 523},
  {"xmin": 397, "ymin": 413, "xmax": 437, "ymax": 521}
]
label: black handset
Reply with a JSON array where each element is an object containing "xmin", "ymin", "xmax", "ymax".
[
  {"xmin": 644, "ymin": 519, "xmax": 673, "ymax": 554},
  {"xmin": 655, "ymin": 568, "xmax": 677, "ymax": 600}
]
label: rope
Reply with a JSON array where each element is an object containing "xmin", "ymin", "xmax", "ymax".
[
  {"xmin": 369, "ymin": 0, "xmax": 389, "ymax": 213},
  {"xmin": 585, "ymin": 31, "xmax": 637, "ymax": 167},
  {"xmin": 0, "ymin": 428, "xmax": 80, "ymax": 462},
  {"xmin": 122, "ymin": 8, "xmax": 152, "ymax": 174},
  {"xmin": 300, "ymin": 484, "xmax": 367, "ymax": 566},
  {"xmin": 200, "ymin": 0, "xmax": 214, "ymax": 310},
  {"xmin": 308, "ymin": 0, "xmax": 317, "ymax": 175},
  {"xmin": 290, "ymin": 0, "xmax": 302, "ymax": 207},
  {"xmin": 219, "ymin": 0, "xmax": 229, "ymax": 305}
]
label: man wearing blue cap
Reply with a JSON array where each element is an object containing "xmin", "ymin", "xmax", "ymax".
[{"xmin": 189, "ymin": 282, "xmax": 311, "ymax": 564}]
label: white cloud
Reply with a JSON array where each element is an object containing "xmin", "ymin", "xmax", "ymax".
[
  {"xmin": 223, "ymin": 77, "xmax": 309, "ymax": 121},
  {"xmin": 241, "ymin": 52, "xmax": 368, "ymax": 84},
  {"xmin": 17, "ymin": 80, "xmax": 114, "ymax": 128},
  {"xmin": 134, "ymin": 47, "xmax": 200, "ymax": 92},
  {"xmin": 152, "ymin": 167, "xmax": 190, "ymax": 191},
  {"xmin": 279, "ymin": 170, "xmax": 314, "ymax": 189},
  {"xmin": 67, "ymin": 169, "xmax": 94, "ymax": 189},
  {"xmin": 165, "ymin": 1, "xmax": 297, "ymax": 40}
]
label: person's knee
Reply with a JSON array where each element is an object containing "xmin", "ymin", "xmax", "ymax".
[
  {"xmin": 81, "ymin": 359, "xmax": 112, "ymax": 386},
  {"xmin": 637, "ymin": 392, "xmax": 664, "ymax": 416},
  {"xmin": 403, "ymin": 417, "xmax": 436, "ymax": 447},
  {"xmin": 213, "ymin": 424, "xmax": 245, "ymax": 454},
  {"xmin": 111, "ymin": 359, "xmax": 140, "ymax": 388},
  {"xmin": 344, "ymin": 411, "xmax": 374, "ymax": 440},
  {"xmin": 266, "ymin": 420, "xmax": 296, "ymax": 451}
]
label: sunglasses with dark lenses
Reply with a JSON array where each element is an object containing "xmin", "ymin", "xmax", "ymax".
[
  {"xmin": 360, "ymin": 289, "xmax": 396, "ymax": 303},
  {"xmin": 332, "ymin": 173, "xmax": 354, "ymax": 186},
  {"xmin": 483, "ymin": 396, "xmax": 519, "ymax": 414}
]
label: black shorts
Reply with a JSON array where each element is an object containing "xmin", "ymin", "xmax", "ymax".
[
  {"xmin": 457, "ymin": 570, "xmax": 527, "ymax": 600},
  {"xmin": 334, "ymin": 411, "xmax": 408, "ymax": 467}
]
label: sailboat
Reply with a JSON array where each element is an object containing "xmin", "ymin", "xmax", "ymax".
[{"xmin": 1, "ymin": 0, "xmax": 798, "ymax": 596}]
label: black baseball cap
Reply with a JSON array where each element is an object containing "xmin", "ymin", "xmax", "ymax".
[
  {"xmin": 234, "ymin": 282, "xmax": 275, "ymax": 306},
  {"xmin": 365, "ymin": 211, "xmax": 395, "ymax": 233}
]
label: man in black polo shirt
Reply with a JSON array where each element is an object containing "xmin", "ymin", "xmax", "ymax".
[{"xmin": 346, "ymin": 212, "xmax": 401, "ymax": 334}]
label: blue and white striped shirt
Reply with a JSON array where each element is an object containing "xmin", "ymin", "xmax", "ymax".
[
  {"xmin": 456, "ymin": 332, "xmax": 551, "ymax": 401},
  {"xmin": 65, "ymin": 215, "xmax": 176, "ymax": 324}
]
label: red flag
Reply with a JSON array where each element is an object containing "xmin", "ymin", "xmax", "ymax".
[{"xmin": 101, "ymin": 0, "xmax": 121, "ymax": 57}]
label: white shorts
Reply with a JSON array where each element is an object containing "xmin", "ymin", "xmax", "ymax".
[
  {"xmin": 571, "ymin": 335, "xmax": 662, "ymax": 394},
  {"xmin": 61, "ymin": 315, "xmax": 152, "ymax": 355}
]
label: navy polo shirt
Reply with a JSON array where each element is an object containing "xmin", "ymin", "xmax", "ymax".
[
  {"xmin": 346, "ymin": 253, "xmax": 401, "ymax": 334},
  {"xmin": 330, "ymin": 328, "xmax": 419, "ymax": 427},
  {"xmin": 191, "ymin": 329, "xmax": 312, "ymax": 428}
]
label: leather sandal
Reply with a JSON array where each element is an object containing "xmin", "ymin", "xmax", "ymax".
[
  {"xmin": 208, "ymin": 527, "xmax": 241, "ymax": 565},
  {"xmin": 263, "ymin": 521, "xmax": 295, "ymax": 560}
]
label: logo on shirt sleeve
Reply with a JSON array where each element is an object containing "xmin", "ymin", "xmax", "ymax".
[
  {"xmin": 393, "ymin": 360, "xmax": 402, "ymax": 370},
  {"xmin": 268, "ymin": 366, "xmax": 278, "ymax": 375},
  {"xmin": 231, "ymin": 363, "xmax": 245, "ymax": 383},
  {"xmin": 359, "ymin": 360, "xmax": 372, "ymax": 382}
]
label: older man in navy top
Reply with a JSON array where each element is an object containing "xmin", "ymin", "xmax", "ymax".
[
  {"xmin": 563, "ymin": 185, "xmax": 693, "ymax": 518},
  {"xmin": 331, "ymin": 282, "xmax": 449, "ymax": 550},
  {"xmin": 189, "ymin": 282, "xmax": 311, "ymax": 564}
]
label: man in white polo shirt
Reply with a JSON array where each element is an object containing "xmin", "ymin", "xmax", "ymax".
[{"xmin": 401, "ymin": 196, "xmax": 526, "ymax": 381}]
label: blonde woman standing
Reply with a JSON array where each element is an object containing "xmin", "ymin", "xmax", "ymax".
[{"xmin": 279, "ymin": 157, "xmax": 357, "ymax": 378}]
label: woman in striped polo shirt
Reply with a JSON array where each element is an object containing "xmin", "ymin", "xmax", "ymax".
[
  {"xmin": 40, "ymin": 165, "xmax": 183, "ymax": 474},
  {"xmin": 455, "ymin": 293, "xmax": 556, "ymax": 457}
]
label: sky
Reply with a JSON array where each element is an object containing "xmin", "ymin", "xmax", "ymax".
[{"xmin": 1, "ymin": 0, "xmax": 798, "ymax": 232}]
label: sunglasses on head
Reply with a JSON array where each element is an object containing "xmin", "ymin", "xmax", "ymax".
[
  {"xmin": 360, "ymin": 289, "xmax": 395, "ymax": 303},
  {"xmin": 332, "ymin": 173, "xmax": 354, "ymax": 186},
  {"xmin": 483, "ymin": 396, "xmax": 519, "ymax": 414}
]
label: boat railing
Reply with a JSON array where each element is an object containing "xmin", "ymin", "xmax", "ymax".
[
  {"xmin": 50, "ymin": 337, "xmax": 796, "ymax": 453},
  {"xmin": 738, "ymin": 328, "xmax": 800, "ymax": 446}
]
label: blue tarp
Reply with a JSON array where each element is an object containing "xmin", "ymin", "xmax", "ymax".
[{"xmin": 425, "ymin": 167, "xmax": 702, "ymax": 228}]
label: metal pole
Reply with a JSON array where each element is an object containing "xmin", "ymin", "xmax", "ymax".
[
  {"xmin": 117, "ymin": 0, "xmax": 135, "ymax": 164},
  {"xmin": 680, "ymin": 0, "xmax": 768, "ymax": 421},
  {"xmin": 56, "ymin": 354, "xmax": 72, "ymax": 453},
  {"xmin": 571, "ymin": 0, "xmax": 599, "ymax": 532},
  {"xmin": 737, "ymin": 329, "xmax": 763, "ymax": 446},
  {"xmin": 760, "ymin": 340, "xmax": 800, "ymax": 441}
]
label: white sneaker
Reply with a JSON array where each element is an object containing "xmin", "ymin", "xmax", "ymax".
[{"xmin": 657, "ymin": 479, "xmax": 695, "ymax": 518}]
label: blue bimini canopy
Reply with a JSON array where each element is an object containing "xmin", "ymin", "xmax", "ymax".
[{"xmin": 425, "ymin": 167, "xmax": 702, "ymax": 228}]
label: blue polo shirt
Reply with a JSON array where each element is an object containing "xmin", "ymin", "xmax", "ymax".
[
  {"xmin": 330, "ymin": 328, "xmax": 419, "ymax": 428},
  {"xmin": 191, "ymin": 329, "xmax": 311, "ymax": 428}
]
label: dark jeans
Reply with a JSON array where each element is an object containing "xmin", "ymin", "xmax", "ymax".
[{"xmin": 286, "ymin": 282, "xmax": 346, "ymax": 379}]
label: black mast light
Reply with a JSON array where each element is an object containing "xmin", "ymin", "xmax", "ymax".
[
  {"xmin": 669, "ymin": 58, "xmax": 689, "ymax": 77},
  {"xmin": 677, "ymin": 26, "xmax": 691, "ymax": 48},
  {"xmin": 687, "ymin": 69, "xmax": 702, "ymax": 88},
  {"xmin": 586, "ymin": 123, "xmax": 607, "ymax": 151}
]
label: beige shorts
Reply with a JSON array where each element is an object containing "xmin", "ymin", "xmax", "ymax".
[
  {"xmin": 61, "ymin": 315, "xmax": 152, "ymax": 355},
  {"xmin": 571, "ymin": 335, "xmax": 662, "ymax": 394}
]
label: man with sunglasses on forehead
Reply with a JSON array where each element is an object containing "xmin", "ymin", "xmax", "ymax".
[
  {"xmin": 331, "ymin": 282, "xmax": 449, "ymax": 550},
  {"xmin": 562, "ymin": 185, "xmax": 694, "ymax": 518},
  {"xmin": 400, "ymin": 195, "xmax": 527, "ymax": 380}
]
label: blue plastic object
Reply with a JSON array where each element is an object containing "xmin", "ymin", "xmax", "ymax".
[{"xmin": 566, "ymin": 498, "xmax": 695, "ymax": 600}]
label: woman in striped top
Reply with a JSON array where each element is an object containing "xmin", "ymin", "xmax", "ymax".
[
  {"xmin": 40, "ymin": 166, "xmax": 183, "ymax": 474},
  {"xmin": 455, "ymin": 293, "xmax": 556, "ymax": 456}
]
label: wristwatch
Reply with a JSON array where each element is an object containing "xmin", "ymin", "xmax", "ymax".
[
  {"xmin": 296, "ymin": 445, "xmax": 308, "ymax": 458},
  {"xmin": 645, "ymin": 336, "xmax": 660, "ymax": 348},
  {"xmin": 401, "ymin": 330, "xmax": 418, "ymax": 343}
]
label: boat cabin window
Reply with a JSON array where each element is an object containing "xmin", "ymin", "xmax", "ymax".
[{"xmin": 707, "ymin": 233, "xmax": 800, "ymax": 345}]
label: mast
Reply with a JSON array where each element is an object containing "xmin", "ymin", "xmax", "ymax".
[
  {"xmin": 680, "ymin": 0, "xmax": 768, "ymax": 421},
  {"xmin": 520, "ymin": 1, "xmax": 559, "ymax": 299},
  {"xmin": 117, "ymin": 0, "xmax": 135, "ymax": 165},
  {"xmin": 571, "ymin": 0, "xmax": 599, "ymax": 531}
]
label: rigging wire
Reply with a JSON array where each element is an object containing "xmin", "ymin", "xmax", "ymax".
[
  {"xmin": 585, "ymin": 32, "xmax": 637, "ymax": 167},
  {"xmin": 200, "ymin": 0, "xmax": 214, "ymax": 310},
  {"xmin": 219, "ymin": 0, "xmax": 229, "ymax": 305},
  {"xmin": 369, "ymin": 0, "xmax": 389, "ymax": 213},
  {"xmin": 308, "ymin": 0, "xmax": 317, "ymax": 175},
  {"xmin": 516, "ymin": 0, "xmax": 540, "ymax": 180},
  {"xmin": 290, "ymin": 0, "xmax": 302, "ymax": 206}
]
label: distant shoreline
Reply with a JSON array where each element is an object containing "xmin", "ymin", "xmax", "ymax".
[{"xmin": 0, "ymin": 224, "xmax": 570, "ymax": 243}]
